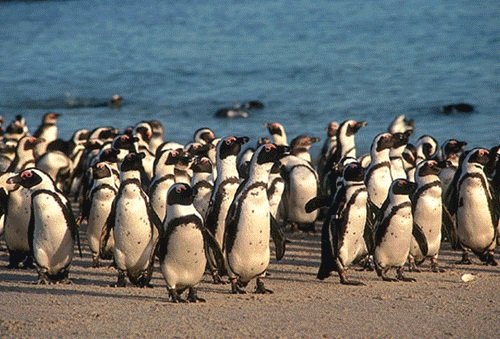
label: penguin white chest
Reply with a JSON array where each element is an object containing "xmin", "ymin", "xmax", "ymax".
[
  {"xmin": 32, "ymin": 194, "xmax": 74, "ymax": 274},
  {"xmin": 376, "ymin": 206, "xmax": 412, "ymax": 267}
]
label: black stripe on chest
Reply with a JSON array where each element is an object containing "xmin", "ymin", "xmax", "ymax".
[
  {"xmin": 149, "ymin": 174, "xmax": 175, "ymax": 194},
  {"xmin": 365, "ymin": 161, "xmax": 391, "ymax": 184},
  {"xmin": 205, "ymin": 177, "xmax": 240, "ymax": 235},
  {"xmin": 375, "ymin": 201, "xmax": 412, "ymax": 247},
  {"xmin": 159, "ymin": 214, "xmax": 203, "ymax": 261}
]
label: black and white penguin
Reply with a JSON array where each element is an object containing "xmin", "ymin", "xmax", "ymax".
[
  {"xmin": 33, "ymin": 112, "xmax": 60, "ymax": 144},
  {"xmin": 7, "ymin": 168, "xmax": 80, "ymax": 283},
  {"xmin": 374, "ymin": 179, "xmax": 418, "ymax": 282},
  {"xmin": 317, "ymin": 121, "xmax": 339, "ymax": 186},
  {"xmin": 7, "ymin": 136, "xmax": 42, "ymax": 172},
  {"xmin": 133, "ymin": 125, "xmax": 155, "ymax": 181},
  {"xmin": 0, "ymin": 172, "xmax": 18, "ymax": 238},
  {"xmin": 267, "ymin": 161, "xmax": 285, "ymax": 220},
  {"xmin": 409, "ymin": 160, "xmax": 452, "ymax": 272},
  {"xmin": 402, "ymin": 143, "xmax": 418, "ymax": 182},
  {"xmin": 80, "ymin": 162, "xmax": 118, "ymax": 267},
  {"xmin": 289, "ymin": 135, "xmax": 320, "ymax": 163},
  {"xmin": 193, "ymin": 127, "xmax": 216, "ymax": 146},
  {"xmin": 36, "ymin": 150, "xmax": 72, "ymax": 191},
  {"xmin": 191, "ymin": 157, "xmax": 214, "ymax": 220},
  {"xmin": 4, "ymin": 115, "xmax": 29, "ymax": 143},
  {"xmin": 158, "ymin": 183, "xmax": 223, "ymax": 302},
  {"xmin": 102, "ymin": 152, "xmax": 162, "ymax": 287},
  {"xmin": 134, "ymin": 120, "xmax": 164, "ymax": 153},
  {"xmin": 149, "ymin": 148, "xmax": 181, "ymax": 222},
  {"xmin": 390, "ymin": 131, "xmax": 411, "ymax": 180},
  {"xmin": 225, "ymin": 143, "xmax": 286, "ymax": 294},
  {"xmin": 447, "ymin": 148, "xmax": 497, "ymax": 265},
  {"xmin": 365, "ymin": 133, "xmax": 394, "ymax": 208},
  {"xmin": 205, "ymin": 136, "xmax": 249, "ymax": 283},
  {"xmin": 439, "ymin": 139, "xmax": 467, "ymax": 195},
  {"xmin": 308, "ymin": 162, "xmax": 373, "ymax": 285},
  {"xmin": 266, "ymin": 122, "xmax": 288, "ymax": 146}
]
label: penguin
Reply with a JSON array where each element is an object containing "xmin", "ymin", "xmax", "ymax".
[
  {"xmin": 447, "ymin": 148, "xmax": 497, "ymax": 265},
  {"xmin": 438, "ymin": 139, "xmax": 467, "ymax": 195},
  {"xmin": 307, "ymin": 161, "xmax": 373, "ymax": 285},
  {"xmin": 133, "ymin": 124, "xmax": 155, "ymax": 181},
  {"xmin": 214, "ymin": 107, "xmax": 249, "ymax": 118},
  {"xmin": 317, "ymin": 121, "xmax": 339, "ymax": 186},
  {"xmin": 373, "ymin": 179, "xmax": 418, "ymax": 282},
  {"xmin": 191, "ymin": 157, "xmax": 214, "ymax": 220},
  {"xmin": 267, "ymin": 161, "xmax": 285, "ymax": 220},
  {"xmin": 102, "ymin": 152, "xmax": 162, "ymax": 287},
  {"xmin": 193, "ymin": 127, "xmax": 216, "ymax": 146},
  {"xmin": 205, "ymin": 136, "xmax": 249, "ymax": 283},
  {"xmin": 0, "ymin": 172, "xmax": 19, "ymax": 237},
  {"xmin": 158, "ymin": 183, "xmax": 223, "ymax": 302},
  {"xmin": 134, "ymin": 120, "xmax": 164, "ymax": 153},
  {"xmin": 36, "ymin": 150, "xmax": 72, "ymax": 191},
  {"xmin": 80, "ymin": 162, "xmax": 118, "ymax": 267},
  {"xmin": 409, "ymin": 160, "xmax": 453, "ymax": 272},
  {"xmin": 4, "ymin": 115, "xmax": 29, "ymax": 143},
  {"xmin": 390, "ymin": 131, "xmax": 411, "ymax": 180},
  {"xmin": 7, "ymin": 168, "xmax": 81, "ymax": 284},
  {"xmin": 364, "ymin": 133, "xmax": 394, "ymax": 208},
  {"xmin": 402, "ymin": 143, "xmax": 418, "ymax": 182},
  {"xmin": 289, "ymin": 135, "xmax": 320, "ymax": 163},
  {"xmin": 225, "ymin": 143, "xmax": 286, "ymax": 294},
  {"xmin": 33, "ymin": 112, "xmax": 60, "ymax": 144},
  {"xmin": 149, "ymin": 148, "xmax": 180, "ymax": 222},
  {"xmin": 7, "ymin": 136, "xmax": 42, "ymax": 172},
  {"xmin": 174, "ymin": 150, "xmax": 193, "ymax": 184}
]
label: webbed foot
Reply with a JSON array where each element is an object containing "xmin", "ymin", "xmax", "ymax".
[
  {"xmin": 230, "ymin": 279, "xmax": 247, "ymax": 294},
  {"xmin": 456, "ymin": 252, "xmax": 473, "ymax": 265},
  {"xmin": 255, "ymin": 278, "xmax": 273, "ymax": 294},
  {"xmin": 187, "ymin": 288, "xmax": 206, "ymax": 303},
  {"xmin": 168, "ymin": 289, "xmax": 187, "ymax": 303},
  {"xmin": 397, "ymin": 268, "xmax": 416, "ymax": 282},
  {"xmin": 110, "ymin": 271, "xmax": 126, "ymax": 287}
]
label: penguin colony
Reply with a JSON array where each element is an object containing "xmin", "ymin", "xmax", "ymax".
[{"xmin": 0, "ymin": 112, "xmax": 498, "ymax": 302}]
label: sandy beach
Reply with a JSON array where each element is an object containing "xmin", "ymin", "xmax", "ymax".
[{"xmin": 0, "ymin": 226, "xmax": 498, "ymax": 338}]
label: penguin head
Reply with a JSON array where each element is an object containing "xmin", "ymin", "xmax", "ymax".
[
  {"xmin": 177, "ymin": 150, "xmax": 194, "ymax": 169},
  {"xmin": 98, "ymin": 147, "xmax": 120, "ymax": 163},
  {"xmin": 120, "ymin": 152, "xmax": 145, "ymax": 172},
  {"xmin": 218, "ymin": 136, "xmax": 249, "ymax": 160},
  {"xmin": 373, "ymin": 133, "xmax": 394, "ymax": 152},
  {"xmin": 392, "ymin": 131, "xmax": 411, "ymax": 149},
  {"xmin": 167, "ymin": 183, "xmax": 194, "ymax": 206},
  {"xmin": 162, "ymin": 148, "xmax": 182, "ymax": 166},
  {"xmin": 71, "ymin": 129, "xmax": 90, "ymax": 145},
  {"xmin": 417, "ymin": 135, "xmax": 439, "ymax": 159},
  {"xmin": 192, "ymin": 157, "xmax": 213, "ymax": 174},
  {"xmin": 112, "ymin": 134, "xmax": 139, "ymax": 151},
  {"xmin": 344, "ymin": 120, "xmax": 367, "ymax": 137},
  {"xmin": 42, "ymin": 112, "xmax": 60, "ymax": 124},
  {"xmin": 148, "ymin": 120, "xmax": 164, "ymax": 138},
  {"xmin": 7, "ymin": 168, "xmax": 50, "ymax": 189},
  {"xmin": 134, "ymin": 124, "xmax": 153, "ymax": 142},
  {"xmin": 442, "ymin": 139, "xmax": 467, "ymax": 158},
  {"xmin": 290, "ymin": 135, "xmax": 320, "ymax": 155},
  {"xmin": 402, "ymin": 144, "xmax": 417, "ymax": 165},
  {"xmin": 266, "ymin": 122, "xmax": 285, "ymax": 137},
  {"xmin": 184, "ymin": 142, "xmax": 211, "ymax": 157},
  {"xmin": 391, "ymin": 179, "xmax": 416, "ymax": 195},
  {"xmin": 193, "ymin": 127, "xmax": 215, "ymax": 145},
  {"xmin": 342, "ymin": 161, "xmax": 365, "ymax": 182},
  {"xmin": 93, "ymin": 162, "xmax": 113, "ymax": 180},
  {"xmin": 20, "ymin": 136, "xmax": 43, "ymax": 151},
  {"xmin": 254, "ymin": 143, "xmax": 284, "ymax": 165},
  {"xmin": 467, "ymin": 148, "xmax": 490, "ymax": 166},
  {"xmin": 94, "ymin": 127, "xmax": 120, "ymax": 142},
  {"xmin": 326, "ymin": 121, "xmax": 339, "ymax": 137},
  {"xmin": 416, "ymin": 160, "xmax": 442, "ymax": 177}
]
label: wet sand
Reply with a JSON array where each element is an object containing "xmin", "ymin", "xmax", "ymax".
[{"xmin": 0, "ymin": 230, "xmax": 498, "ymax": 338}]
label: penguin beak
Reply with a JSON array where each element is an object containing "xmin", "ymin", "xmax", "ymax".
[
  {"xmin": 237, "ymin": 136, "xmax": 249, "ymax": 145},
  {"xmin": 7, "ymin": 174, "xmax": 21, "ymax": 185}
]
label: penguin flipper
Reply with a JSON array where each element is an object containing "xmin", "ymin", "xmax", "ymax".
[
  {"xmin": 63, "ymin": 199, "xmax": 82, "ymax": 258},
  {"xmin": 100, "ymin": 200, "xmax": 116, "ymax": 255},
  {"xmin": 28, "ymin": 205, "xmax": 35, "ymax": 256},
  {"xmin": 363, "ymin": 218, "xmax": 375, "ymax": 255},
  {"xmin": 305, "ymin": 195, "xmax": 329, "ymax": 213},
  {"xmin": 442, "ymin": 205, "xmax": 458, "ymax": 248},
  {"xmin": 203, "ymin": 228, "xmax": 225, "ymax": 273},
  {"xmin": 270, "ymin": 214, "xmax": 286, "ymax": 260},
  {"xmin": 147, "ymin": 205, "xmax": 164, "ymax": 239},
  {"xmin": 317, "ymin": 216, "xmax": 338, "ymax": 280},
  {"xmin": 412, "ymin": 222, "xmax": 429, "ymax": 257}
]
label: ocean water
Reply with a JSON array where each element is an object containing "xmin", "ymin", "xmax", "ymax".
[{"xmin": 0, "ymin": 0, "xmax": 498, "ymax": 155}]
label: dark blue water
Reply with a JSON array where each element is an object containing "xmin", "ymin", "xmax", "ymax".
[{"xmin": 1, "ymin": 0, "xmax": 498, "ymax": 154}]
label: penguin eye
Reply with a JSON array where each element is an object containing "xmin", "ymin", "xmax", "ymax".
[
  {"xmin": 175, "ymin": 185, "xmax": 185, "ymax": 193},
  {"xmin": 120, "ymin": 135, "xmax": 129, "ymax": 141},
  {"xmin": 225, "ymin": 139, "xmax": 232, "ymax": 145},
  {"xmin": 21, "ymin": 171, "xmax": 32, "ymax": 178},
  {"xmin": 171, "ymin": 150, "xmax": 178, "ymax": 157}
]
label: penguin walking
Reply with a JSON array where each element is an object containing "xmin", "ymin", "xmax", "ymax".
[
  {"xmin": 225, "ymin": 143, "xmax": 286, "ymax": 294},
  {"xmin": 80, "ymin": 162, "xmax": 118, "ymax": 267},
  {"xmin": 205, "ymin": 136, "xmax": 249, "ymax": 283},
  {"xmin": 306, "ymin": 162, "xmax": 373, "ymax": 285},
  {"xmin": 365, "ymin": 133, "xmax": 394, "ymax": 208},
  {"xmin": 102, "ymin": 152, "xmax": 162, "ymax": 287},
  {"xmin": 7, "ymin": 169, "xmax": 81, "ymax": 284},
  {"xmin": 447, "ymin": 148, "xmax": 497, "ymax": 265},
  {"xmin": 409, "ymin": 160, "xmax": 452, "ymax": 272},
  {"xmin": 374, "ymin": 179, "xmax": 418, "ymax": 282},
  {"xmin": 191, "ymin": 157, "xmax": 214, "ymax": 220},
  {"xmin": 158, "ymin": 183, "xmax": 223, "ymax": 302}
]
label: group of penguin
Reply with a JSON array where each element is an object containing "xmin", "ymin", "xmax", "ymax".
[{"xmin": 0, "ymin": 112, "xmax": 498, "ymax": 302}]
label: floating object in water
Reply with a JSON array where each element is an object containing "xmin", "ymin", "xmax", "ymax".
[{"xmin": 440, "ymin": 103, "xmax": 474, "ymax": 114}]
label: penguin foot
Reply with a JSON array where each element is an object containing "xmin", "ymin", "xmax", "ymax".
[
  {"xmin": 137, "ymin": 276, "xmax": 153, "ymax": 288},
  {"xmin": 456, "ymin": 252, "xmax": 473, "ymax": 265},
  {"xmin": 397, "ymin": 268, "xmax": 416, "ymax": 282},
  {"xmin": 485, "ymin": 254, "xmax": 497, "ymax": 266},
  {"xmin": 381, "ymin": 276, "xmax": 398, "ymax": 282},
  {"xmin": 357, "ymin": 255, "xmax": 375, "ymax": 271},
  {"xmin": 297, "ymin": 223, "xmax": 316, "ymax": 233},
  {"xmin": 255, "ymin": 278, "xmax": 273, "ymax": 294},
  {"xmin": 230, "ymin": 279, "xmax": 247, "ymax": 294},
  {"xmin": 408, "ymin": 264, "xmax": 422, "ymax": 273},
  {"xmin": 430, "ymin": 261, "xmax": 445, "ymax": 273},
  {"xmin": 211, "ymin": 273, "xmax": 228, "ymax": 285},
  {"xmin": 187, "ymin": 288, "xmax": 206, "ymax": 303},
  {"xmin": 168, "ymin": 289, "xmax": 187, "ymax": 303},
  {"xmin": 58, "ymin": 277, "xmax": 72, "ymax": 285},
  {"xmin": 22, "ymin": 256, "xmax": 36, "ymax": 269},
  {"xmin": 36, "ymin": 271, "xmax": 50, "ymax": 285},
  {"xmin": 92, "ymin": 257, "xmax": 100, "ymax": 268},
  {"xmin": 110, "ymin": 271, "xmax": 126, "ymax": 287},
  {"xmin": 340, "ymin": 279, "xmax": 366, "ymax": 286}
]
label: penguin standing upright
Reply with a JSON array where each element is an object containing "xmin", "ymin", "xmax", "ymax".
[
  {"xmin": 388, "ymin": 115, "xmax": 414, "ymax": 135},
  {"xmin": 402, "ymin": 144, "xmax": 418, "ymax": 182},
  {"xmin": 266, "ymin": 122, "xmax": 288, "ymax": 146},
  {"xmin": 267, "ymin": 161, "xmax": 285, "ymax": 220},
  {"xmin": 307, "ymin": 162, "xmax": 373, "ymax": 285},
  {"xmin": 80, "ymin": 162, "xmax": 118, "ymax": 267},
  {"xmin": 317, "ymin": 121, "xmax": 339, "ymax": 186},
  {"xmin": 365, "ymin": 133, "xmax": 394, "ymax": 208},
  {"xmin": 205, "ymin": 136, "xmax": 249, "ymax": 283},
  {"xmin": 409, "ymin": 160, "xmax": 451, "ymax": 272},
  {"xmin": 439, "ymin": 139, "xmax": 467, "ymax": 195},
  {"xmin": 448, "ymin": 148, "xmax": 497, "ymax": 265},
  {"xmin": 390, "ymin": 131, "xmax": 411, "ymax": 180},
  {"xmin": 288, "ymin": 135, "xmax": 320, "ymax": 163},
  {"xmin": 33, "ymin": 112, "xmax": 60, "ymax": 144},
  {"xmin": 158, "ymin": 183, "xmax": 223, "ymax": 302},
  {"xmin": 102, "ymin": 152, "xmax": 162, "ymax": 287},
  {"xmin": 7, "ymin": 169, "xmax": 80, "ymax": 283},
  {"xmin": 225, "ymin": 143, "xmax": 286, "ymax": 294},
  {"xmin": 374, "ymin": 179, "xmax": 418, "ymax": 282},
  {"xmin": 149, "ymin": 148, "xmax": 180, "ymax": 222},
  {"xmin": 415, "ymin": 135, "xmax": 439, "ymax": 164},
  {"xmin": 191, "ymin": 157, "xmax": 214, "ymax": 220}
]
